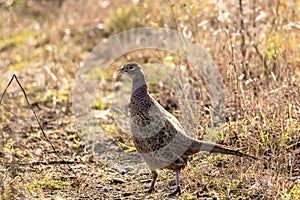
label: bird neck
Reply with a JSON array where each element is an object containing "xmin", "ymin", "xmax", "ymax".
[{"xmin": 131, "ymin": 71, "xmax": 148, "ymax": 95}]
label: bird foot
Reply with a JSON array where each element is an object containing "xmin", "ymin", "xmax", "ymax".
[
  {"xmin": 144, "ymin": 187, "xmax": 155, "ymax": 194},
  {"xmin": 168, "ymin": 186, "xmax": 181, "ymax": 197}
]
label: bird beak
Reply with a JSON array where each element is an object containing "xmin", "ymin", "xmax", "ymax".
[
  {"xmin": 116, "ymin": 67, "xmax": 124, "ymax": 74},
  {"xmin": 114, "ymin": 67, "xmax": 124, "ymax": 81}
]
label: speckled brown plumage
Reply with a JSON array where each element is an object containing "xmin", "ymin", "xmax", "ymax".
[{"xmin": 116, "ymin": 63, "xmax": 257, "ymax": 196}]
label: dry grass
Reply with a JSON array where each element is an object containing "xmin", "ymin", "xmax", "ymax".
[{"xmin": 0, "ymin": 0, "xmax": 299, "ymax": 199}]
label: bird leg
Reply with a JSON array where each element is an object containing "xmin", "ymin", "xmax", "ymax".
[
  {"xmin": 168, "ymin": 170, "xmax": 181, "ymax": 196},
  {"xmin": 145, "ymin": 170, "xmax": 158, "ymax": 193}
]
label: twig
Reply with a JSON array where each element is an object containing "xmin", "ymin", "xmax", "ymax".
[
  {"xmin": 0, "ymin": 103, "xmax": 17, "ymax": 117},
  {"xmin": 167, "ymin": 0, "xmax": 179, "ymax": 30},
  {"xmin": 3, "ymin": 160, "xmax": 81, "ymax": 167},
  {"xmin": 239, "ymin": 0, "xmax": 248, "ymax": 77},
  {"xmin": 0, "ymin": 74, "xmax": 75, "ymax": 173},
  {"xmin": 223, "ymin": 14, "xmax": 240, "ymax": 115}
]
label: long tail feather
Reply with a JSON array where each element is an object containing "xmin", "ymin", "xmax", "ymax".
[{"xmin": 187, "ymin": 139, "xmax": 257, "ymax": 160}]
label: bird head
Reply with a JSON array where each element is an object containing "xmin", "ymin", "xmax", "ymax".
[{"xmin": 116, "ymin": 63, "xmax": 142, "ymax": 78}]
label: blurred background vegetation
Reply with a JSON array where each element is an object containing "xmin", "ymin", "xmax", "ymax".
[{"xmin": 0, "ymin": 0, "xmax": 299, "ymax": 199}]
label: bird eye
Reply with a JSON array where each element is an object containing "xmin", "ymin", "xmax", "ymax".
[{"xmin": 128, "ymin": 65, "xmax": 135, "ymax": 70}]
